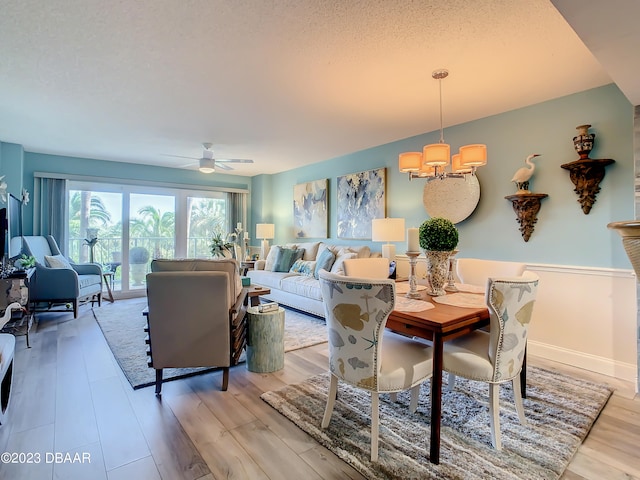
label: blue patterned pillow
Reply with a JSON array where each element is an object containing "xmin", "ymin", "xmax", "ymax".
[
  {"xmin": 273, "ymin": 247, "xmax": 305, "ymax": 272},
  {"xmin": 289, "ymin": 259, "xmax": 316, "ymax": 277},
  {"xmin": 314, "ymin": 248, "xmax": 336, "ymax": 279}
]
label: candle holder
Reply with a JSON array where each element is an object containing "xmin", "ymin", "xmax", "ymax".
[
  {"xmin": 405, "ymin": 251, "xmax": 422, "ymax": 299},
  {"xmin": 445, "ymin": 250, "xmax": 459, "ymax": 292}
]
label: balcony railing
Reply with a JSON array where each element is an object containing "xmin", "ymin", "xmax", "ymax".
[{"xmin": 68, "ymin": 236, "xmax": 215, "ymax": 290}]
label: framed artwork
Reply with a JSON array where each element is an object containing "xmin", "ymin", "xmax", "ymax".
[
  {"xmin": 336, "ymin": 167, "xmax": 386, "ymax": 239},
  {"xmin": 293, "ymin": 179, "xmax": 328, "ymax": 238}
]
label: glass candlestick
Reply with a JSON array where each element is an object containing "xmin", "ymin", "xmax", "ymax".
[
  {"xmin": 445, "ymin": 250, "xmax": 459, "ymax": 292},
  {"xmin": 405, "ymin": 251, "xmax": 422, "ymax": 299}
]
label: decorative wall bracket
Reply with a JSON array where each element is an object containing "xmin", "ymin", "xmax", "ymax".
[
  {"xmin": 505, "ymin": 193, "xmax": 548, "ymax": 242},
  {"xmin": 561, "ymin": 158, "xmax": 614, "ymax": 214}
]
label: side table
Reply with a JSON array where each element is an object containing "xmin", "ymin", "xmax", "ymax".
[
  {"xmin": 246, "ymin": 306, "xmax": 285, "ymax": 373},
  {"xmin": 102, "ymin": 271, "xmax": 115, "ymax": 303},
  {"xmin": 240, "ymin": 260, "xmax": 256, "ymax": 276}
]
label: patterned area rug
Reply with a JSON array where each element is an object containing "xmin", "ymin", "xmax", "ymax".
[
  {"xmin": 261, "ymin": 367, "xmax": 613, "ymax": 480},
  {"xmin": 93, "ymin": 298, "xmax": 327, "ymax": 389}
]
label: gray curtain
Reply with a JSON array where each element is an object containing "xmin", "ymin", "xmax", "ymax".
[
  {"xmin": 228, "ymin": 192, "xmax": 247, "ymax": 234},
  {"xmin": 34, "ymin": 177, "xmax": 67, "ymax": 254}
]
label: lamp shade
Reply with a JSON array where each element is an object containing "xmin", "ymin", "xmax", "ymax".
[
  {"xmin": 451, "ymin": 153, "xmax": 472, "ymax": 173},
  {"xmin": 372, "ymin": 218, "xmax": 405, "ymax": 242},
  {"xmin": 255, "ymin": 223, "xmax": 275, "ymax": 240},
  {"xmin": 459, "ymin": 144, "xmax": 487, "ymax": 167},
  {"xmin": 398, "ymin": 152, "xmax": 422, "ymax": 172},
  {"xmin": 423, "ymin": 143, "xmax": 450, "ymax": 167}
]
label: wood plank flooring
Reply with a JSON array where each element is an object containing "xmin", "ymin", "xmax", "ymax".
[{"xmin": 0, "ymin": 299, "xmax": 637, "ymax": 480}]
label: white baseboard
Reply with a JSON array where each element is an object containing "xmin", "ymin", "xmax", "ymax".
[{"xmin": 528, "ymin": 340, "xmax": 637, "ymax": 384}]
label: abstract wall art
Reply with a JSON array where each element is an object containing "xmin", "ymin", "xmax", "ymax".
[
  {"xmin": 293, "ymin": 179, "xmax": 328, "ymax": 238},
  {"xmin": 336, "ymin": 167, "xmax": 386, "ymax": 239}
]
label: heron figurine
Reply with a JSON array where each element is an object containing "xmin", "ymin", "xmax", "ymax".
[{"xmin": 511, "ymin": 154, "xmax": 541, "ymax": 193}]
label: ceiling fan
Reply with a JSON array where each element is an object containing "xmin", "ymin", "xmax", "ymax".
[{"xmin": 168, "ymin": 143, "xmax": 254, "ymax": 173}]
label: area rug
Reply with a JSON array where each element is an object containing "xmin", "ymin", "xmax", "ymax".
[
  {"xmin": 93, "ymin": 298, "xmax": 327, "ymax": 389},
  {"xmin": 261, "ymin": 367, "xmax": 613, "ymax": 480}
]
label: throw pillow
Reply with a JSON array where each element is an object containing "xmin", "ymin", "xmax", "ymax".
[
  {"xmin": 314, "ymin": 248, "xmax": 336, "ymax": 279},
  {"xmin": 264, "ymin": 245, "xmax": 280, "ymax": 271},
  {"xmin": 273, "ymin": 247, "xmax": 305, "ymax": 273},
  {"xmin": 289, "ymin": 259, "xmax": 316, "ymax": 277},
  {"xmin": 330, "ymin": 252, "xmax": 358, "ymax": 275},
  {"xmin": 44, "ymin": 254, "xmax": 73, "ymax": 269}
]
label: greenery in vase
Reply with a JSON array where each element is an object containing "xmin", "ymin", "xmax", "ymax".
[
  {"xmin": 419, "ymin": 217, "xmax": 459, "ymax": 251},
  {"xmin": 17, "ymin": 254, "xmax": 36, "ymax": 269},
  {"xmin": 210, "ymin": 232, "xmax": 234, "ymax": 257}
]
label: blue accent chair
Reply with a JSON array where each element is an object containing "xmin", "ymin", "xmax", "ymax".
[{"xmin": 22, "ymin": 235, "xmax": 103, "ymax": 318}]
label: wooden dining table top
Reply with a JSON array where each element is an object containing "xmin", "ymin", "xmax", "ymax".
[{"xmin": 386, "ymin": 283, "xmax": 491, "ymax": 464}]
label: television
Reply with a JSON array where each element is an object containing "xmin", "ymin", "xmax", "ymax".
[{"xmin": 7, "ymin": 193, "xmax": 23, "ymax": 260}]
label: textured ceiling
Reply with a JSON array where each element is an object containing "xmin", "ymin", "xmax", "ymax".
[{"xmin": 0, "ymin": 0, "xmax": 618, "ymax": 176}]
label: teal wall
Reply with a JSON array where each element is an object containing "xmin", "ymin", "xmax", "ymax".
[
  {"xmin": 263, "ymin": 84, "xmax": 634, "ymax": 269},
  {"xmin": 0, "ymin": 83, "xmax": 634, "ymax": 269},
  {"xmin": 0, "ymin": 142, "xmax": 24, "ymax": 197}
]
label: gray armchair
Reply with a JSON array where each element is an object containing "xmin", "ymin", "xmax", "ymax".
[
  {"xmin": 21, "ymin": 235, "xmax": 103, "ymax": 318},
  {"xmin": 146, "ymin": 259, "xmax": 248, "ymax": 394}
]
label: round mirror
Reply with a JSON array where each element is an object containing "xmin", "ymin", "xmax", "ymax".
[{"xmin": 422, "ymin": 175, "xmax": 480, "ymax": 224}]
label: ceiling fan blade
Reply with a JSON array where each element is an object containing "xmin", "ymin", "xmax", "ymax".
[
  {"xmin": 215, "ymin": 158, "xmax": 254, "ymax": 163},
  {"xmin": 161, "ymin": 153, "xmax": 200, "ymax": 160},
  {"xmin": 215, "ymin": 162, "xmax": 234, "ymax": 171}
]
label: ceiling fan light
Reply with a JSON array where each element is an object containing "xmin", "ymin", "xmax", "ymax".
[
  {"xmin": 199, "ymin": 158, "xmax": 215, "ymax": 173},
  {"xmin": 423, "ymin": 143, "xmax": 450, "ymax": 166}
]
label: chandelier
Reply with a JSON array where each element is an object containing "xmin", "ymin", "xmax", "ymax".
[{"xmin": 399, "ymin": 69, "xmax": 487, "ymax": 180}]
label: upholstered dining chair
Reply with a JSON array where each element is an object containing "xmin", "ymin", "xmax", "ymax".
[
  {"xmin": 456, "ymin": 258, "xmax": 526, "ymax": 288},
  {"xmin": 318, "ymin": 270, "xmax": 433, "ymax": 461},
  {"xmin": 343, "ymin": 257, "xmax": 390, "ymax": 279},
  {"xmin": 443, "ymin": 271, "xmax": 539, "ymax": 450}
]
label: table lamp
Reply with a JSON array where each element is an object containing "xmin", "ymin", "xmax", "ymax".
[
  {"xmin": 371, "ymin": 218, "xmax": 405, "ymax": 260},
  {"xmin": 256, "ymin": 223, "xmax": 275, "ymax": 260}
]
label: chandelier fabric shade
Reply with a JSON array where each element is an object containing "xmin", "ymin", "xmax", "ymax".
[
  {"xmin": 459, "ymin": 144, "xmax": 487, "ymax": 167},
  {"xmin": 451, "ymin": 153, "xmax": 472, "ymax": 174},
  {"xmin": 398, "ymin": 152, "xmax": 422, "ymax": 172},
  {"xmin": 397, "ymin": 69, "xmax": 487, "ymax": 180},
  {"xmin": 423, "ymin": 143, "xmax": 450, "ymax": 167}
]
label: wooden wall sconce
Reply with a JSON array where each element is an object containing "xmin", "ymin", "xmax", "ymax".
[
  {"xmin": 561, "ymin": 124, "xmax": 614, "ymax": 214},
  {"xmin": 504, "ymin": 193, "xmax": 548, "ymax": 242},
  {"xmin": 561, "ymin": 158, "xmax": 615, "ymax": 214}
]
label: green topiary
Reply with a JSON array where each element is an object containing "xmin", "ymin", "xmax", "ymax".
[{"xmin": 419, "ymin": 217, "xmax": 459, "ymax": 251}]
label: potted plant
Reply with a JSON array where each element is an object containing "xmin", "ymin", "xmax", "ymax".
[
  {"xmin": 210, "ymin": 233, "xmax": 234, "ymax": 259},
  {"xmin": 129, "ymin": 246, "xmax": 150, "ymax": 285},
  {"xmin": 419, "ymin": 217, "xmax": 459, "ymax": 296},
  {"xmin": 16, "ymin": 254, "xmax": 36, "ymax": 270}
]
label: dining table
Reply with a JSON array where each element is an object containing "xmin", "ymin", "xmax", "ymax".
[{"xmin": 386, "ymin": 283, "xmax": 492, "ymax": 465}]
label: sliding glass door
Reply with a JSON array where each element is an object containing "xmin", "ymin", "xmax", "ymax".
[{"xmin": 67, "ymin": 182, "xmax": 230, "ymax": 296}]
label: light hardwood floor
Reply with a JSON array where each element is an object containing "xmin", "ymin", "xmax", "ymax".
[{"xmin": 0, "ymin": 299, "xmax": 638, "ymax": 480}]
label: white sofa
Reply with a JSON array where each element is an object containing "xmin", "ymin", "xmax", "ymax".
[{"xmin": 247, "ymin": 241, "xmax": 380, "ymax": 317}]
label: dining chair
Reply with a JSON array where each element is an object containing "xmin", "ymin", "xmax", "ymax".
[
  {"xmin": 443, "ymin": 271, "xmax": 539, "ymax": 450},
  {"xmin": 456, "ymin": 258, "xmax": 526, "ymax": 288},
  {"xmin": 318, "ymin": 270, "xmax": 433, "ymax": 461},
  {"xmin": 343, "ymin": 257, "xmax": 390, "ymax": 279}
]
